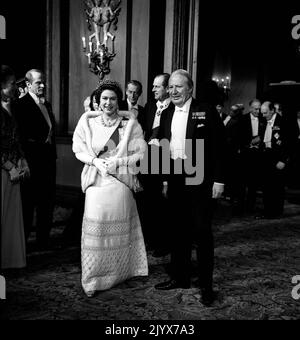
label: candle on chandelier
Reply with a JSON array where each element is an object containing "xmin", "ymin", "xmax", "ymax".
[
  {"xmin": 226, "ymin": 76, "xmax": 230, "ymax": 88},
  {"xmin": 89, "ymin": 41, "xmax": 93, "ymax": 53},
  {"xmin": 82, "ymin": 37, "xmax": 86, "ymax": 49},
  {"xmin": 88, "ymin": 53, "xmax": 91, "ymax": 65}
]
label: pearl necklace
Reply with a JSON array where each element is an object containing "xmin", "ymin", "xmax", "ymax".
[{"xmin": 101, "ymin": 114, "xmax": 119, "ymax": 127}]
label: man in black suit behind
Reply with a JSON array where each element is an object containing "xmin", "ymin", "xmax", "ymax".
[
  {"xmin": 139, "ymin": 73, "xmax": 173, "ymax": 256},
  {"xmin": 155, "ymin": 69, "xmax": 226, "ymax": 306},
  {"xmin": 223, "ymin": 104, "xmax": 244, "ymax": 215},
  {"xmin": 119, "ymin": 80, "xmax": 144, "ymax": 126},
  {"xmin": 287, "ymin": 109, "xmax": 300, "ymax": 189},
  {"xmin": 215, "ymin": 103, "xmax": 227, "ymax": 121},
  {"xmin": 15, "ymin": 69, "xmax": 57, "ymax": 248}
]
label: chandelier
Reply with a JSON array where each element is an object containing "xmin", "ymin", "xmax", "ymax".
[
  {"xmin": 82, "ymin": 0, "xmax": 122, "ymax": 80},
  {"xmin": 212, "ymin": 75, "xmax": 231, "ymax": 92}
]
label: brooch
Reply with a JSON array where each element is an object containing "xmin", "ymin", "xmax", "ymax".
[
  {"xmin": 272, "ymin": 126, "xmax": 280, "ymax": 131},
  {"xmin": 274, "ymin": 133, "xmax": 280, "ymax": 140}
]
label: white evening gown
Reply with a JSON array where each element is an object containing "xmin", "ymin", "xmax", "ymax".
[{"xmin": 81, "ymin": 118, "xmax": 148, "ymax": 295}]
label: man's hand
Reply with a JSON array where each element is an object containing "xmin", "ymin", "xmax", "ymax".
[
  {"xmin": 276, "ymin": 161, "xmax": 286, "ymax": 170},
  {"xmin": 212, "ymin": 183, "xmax": 224, "ymax": 199},
  {"xmin": 9, "ymin": 167, "xmax": 21, "ymax": 183},
  {"xmin": 93, "ymin": 158, "xmax": 108, "ymax": 176},
  {"xmin": 106, "ymin": 158, "xmax": 118, "ymax": 174},
  {"xmin": 162, "ymin": 182, "xmax": 168, "ymax": 199},
  {"xmin": 250, "ymin": 136, "xmax": 261, "ymax": 148},
  {"xmin": 17, "ymin": 158, "xmax": 30, "ymax": 179}
]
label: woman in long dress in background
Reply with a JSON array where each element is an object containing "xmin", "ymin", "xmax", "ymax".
[
  {"xmin": 1, "ymin": 65, "xmax": 29, "ymax": 270},
  {"xmin": 72, "ymin": 80, "xmax": 148, "ymax": 296}
]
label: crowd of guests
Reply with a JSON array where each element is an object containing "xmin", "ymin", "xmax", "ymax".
[
  {"xmin": 218, "ymin": 99, "xmax": 300, "ymax": 218},
  {"xmin": 1, "ymin": 65, "xmax": 56, "ymax": 271},
  {"xmin": 2, "ymin": 63, "xmax": 300, "ymax": 307}
]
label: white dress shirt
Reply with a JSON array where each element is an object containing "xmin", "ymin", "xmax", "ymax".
[
  {"xmin": 29, "ymin": 92, "xmax": 52, "ymax": 129},
  {"xmin": 264, "ymin": 114, "xmax": 277, "ymax": 148},
  {"xmin": 29, "ymin": 92, "xmax": 52, "ymax": 143},
  {"xmin": 297, "ymin": 118, "xmax": 300, "ymax": 138},
  {"xmin": 152, "ymin": 98, "xmax": 171, "ymax": 130},
  {"xmin": 223, "ymin": 115, "xmax": 231, "ymax": 126},
  {"xmin": 148, "ymin": 98, "xmax": 171, "ymax": 146},
  {"xmin": 250, "ymin": 113, "xmax": 259, "ymax": 137},
  {"xmin": 170, "ymin": 97, "xmax": 192, "ymax": 160},
  {"xmin": 165, "ymin": 98, "xmax": 224, "ymax": 190}
]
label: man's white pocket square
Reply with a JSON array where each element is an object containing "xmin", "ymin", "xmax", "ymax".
[{"xmin": 197, "ymin": 124, "xmax": 205, "ymax": 128}]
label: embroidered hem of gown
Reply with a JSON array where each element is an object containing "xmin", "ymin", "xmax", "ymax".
[{"xmin": 81, "ymin": 177, "xmax": 148, "ymax": 294}]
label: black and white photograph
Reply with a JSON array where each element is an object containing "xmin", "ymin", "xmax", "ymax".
[{"xmin": 1, "ymin": 0, "xmax": 300, "ymax": 324}]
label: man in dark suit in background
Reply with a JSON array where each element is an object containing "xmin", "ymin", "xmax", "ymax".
[
  {"xmin": 259, "ymin": 101, "xmax": 289, "ymax": 218},
  {"xmin": 15, "ymin": 69, "xmax": 57, "ymax": 249},
  {"xmin": 215, "ymin": 103, "xmax": 227, "ymax": 121},
  {"xmin": 155, "ymin": 69, "xmax": 226, "ymax": 306},
  {"xmin": 140, "ymin": 73, "xmax": 173, "ymax": 257},
  {"xmin": 223, "ymin": 104, "xmax": 244, "ymax": 215},
  {"xmin": 119, "ymin": 80, "xmax": 144, "ymax": 126},
  {"xmin": 239, "ymin": 99, "xmax": 264, "ymax": 213},
  {"xmin": 287, "ymin": 108, "xmax": 300, "ymax": 190}
]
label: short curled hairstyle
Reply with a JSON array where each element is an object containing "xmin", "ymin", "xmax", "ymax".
[{"xmin": 95, "ymin": 80, "xmax": 123, "ymax": 105}]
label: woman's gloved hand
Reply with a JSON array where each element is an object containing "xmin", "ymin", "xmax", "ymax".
[{"xmin": 93, "ymin": 158, "xmax": 108, "ymax": 176}]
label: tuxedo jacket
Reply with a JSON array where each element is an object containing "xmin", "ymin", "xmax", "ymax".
[
  {"xmin": 158, "ymin": 98, "xmax": 226, "ymax": 186},
  {"xmin": 224, "ymin": 116, "xmax": 242, "ymax": 154},
  {"xmin": 286, "ymin": 117, "xmax": 300, "ymax": 147},
  {"xmin": 15, "ymin": 93, "xmax": 57, "ymax": 166},
  {"xmin": 119, "ymin": 100, "xmax": 144, "ymax": 128},
  {"xmin": 142, "ymin": 100, "xmax": 175, "ymax": 143},
  {"xmin": 239, "ymin": 112, "xmax": 265, "ymax": 152},
  {"xmin": 220, "ymin": 112, "xmax": 227, "ymax": 121},
  {"xmin": 259, "ymin": 114, "xmax": 289, "ymax": 164}
]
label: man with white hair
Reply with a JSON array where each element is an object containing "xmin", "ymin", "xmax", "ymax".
[
  {"xmin": 15, "ymin": 69, "xmax": 57, "ymax": 249},
  {"xmin": 259, "ymin": 101, "xmax": 288, "ymax": 218},
  {"xmin": 155, "ymin": 69, "xmax": 226, "ymax": 306}
]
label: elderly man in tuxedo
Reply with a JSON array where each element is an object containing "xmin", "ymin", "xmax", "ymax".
[
  {"xmin": 15, "ymin": 69, "xmax": 57, "ymax": 249},
  {"xmin": 259, "ymin": 101, "xmax": 288, "ymax": 218},
  {"xmin": 155, "ymin": 69, "xmax": 226, "ymax": 306}
]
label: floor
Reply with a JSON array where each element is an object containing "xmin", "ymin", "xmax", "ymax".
[{"xmin": 1, "ymin": 196, "xmax": 300, "ymax": 320}]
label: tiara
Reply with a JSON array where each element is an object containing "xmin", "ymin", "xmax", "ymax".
[{"xmin": 98, "ymin": 79, "xmax": 122, "ymax": 92}]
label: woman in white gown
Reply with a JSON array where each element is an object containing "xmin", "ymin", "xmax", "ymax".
[{"xmin": 72, "ymin": 80, "xmax": 148, "ymax": 296}]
